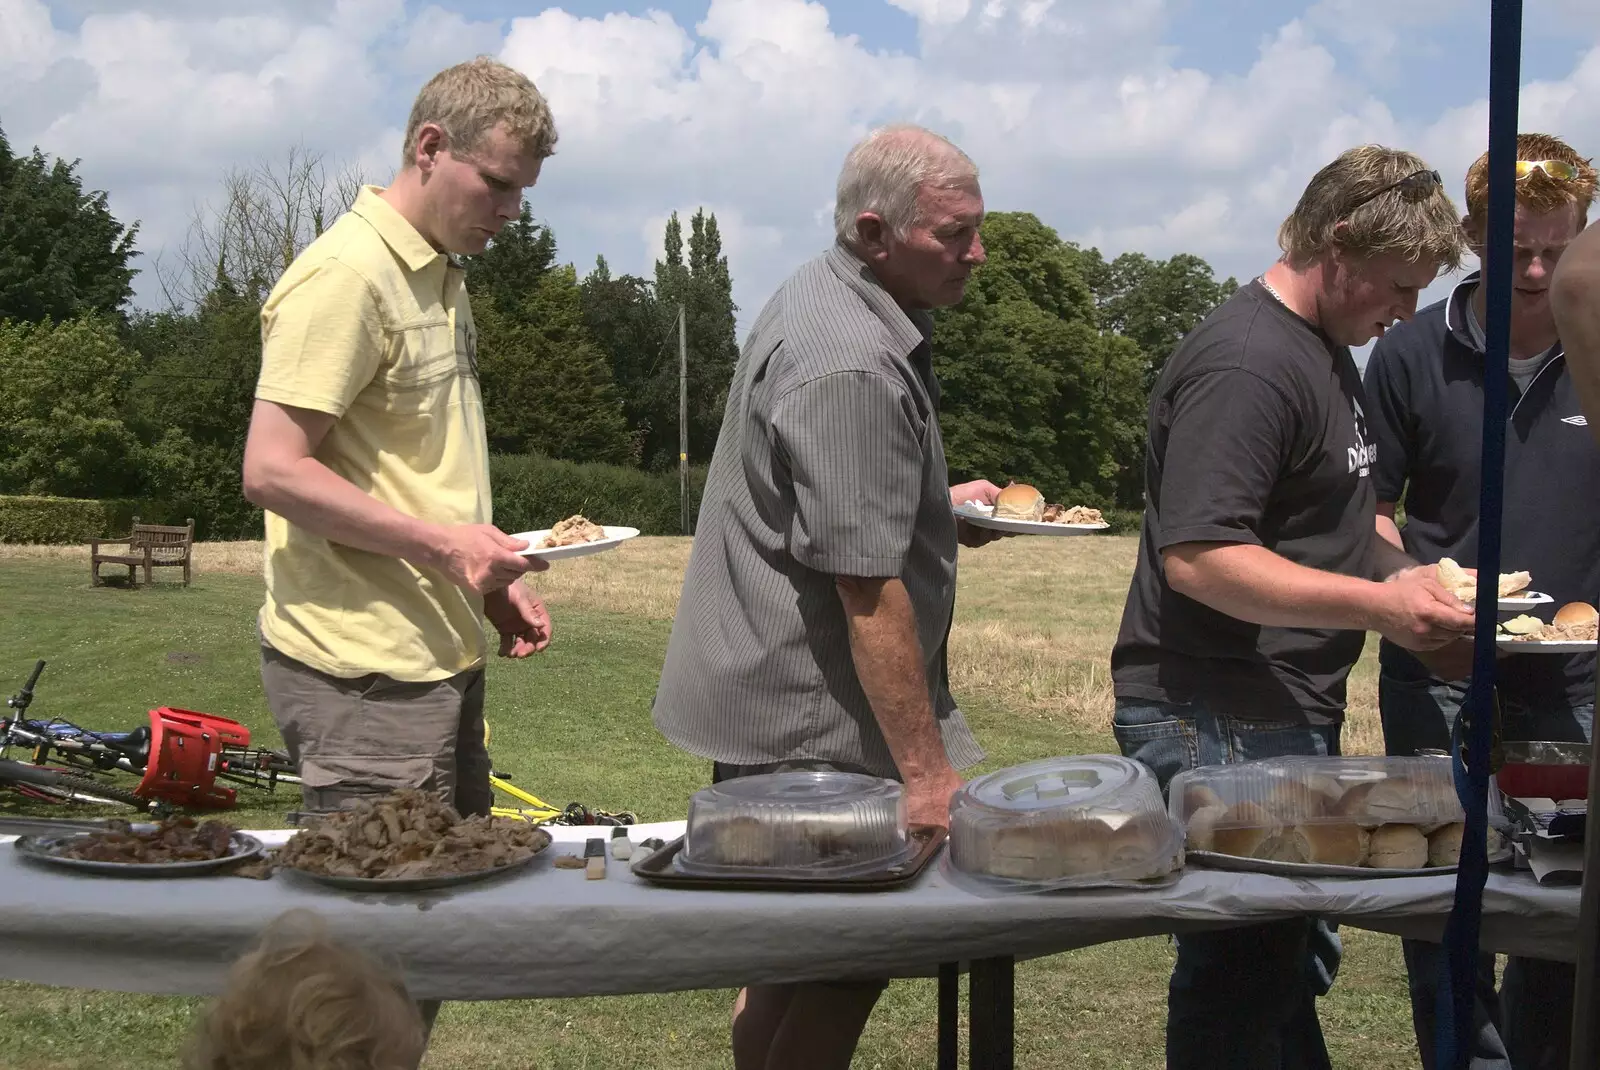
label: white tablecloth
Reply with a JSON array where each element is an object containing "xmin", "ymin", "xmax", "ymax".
[{"xmin": 0, "ymin": 823, "xmax": 1579, "ymax": 1000}]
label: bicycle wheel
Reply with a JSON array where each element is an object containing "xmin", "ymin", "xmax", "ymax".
[{"xmin": 0, "ymin": 759, "xmax": 150, "ymax": 811}]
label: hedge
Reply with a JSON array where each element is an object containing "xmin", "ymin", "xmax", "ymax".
[
  {"xmin": 491, "ymin": 453, "xmax": 707, "ymax": 537},
  {"xmin": 2, "ymin": 463, "xmax": 1136, "ymax": 545},
  {"xmin": 0, "ymin": 495, "xmax": 141, "ymax": 544}
]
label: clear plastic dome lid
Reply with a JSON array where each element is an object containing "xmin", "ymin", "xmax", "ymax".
[
  {"xmin": 958, "ymin": 755, "xmax": 1149, "ymax": 813},
  {"xmin": 1168, "ymin": 757, "xmax": 1467, "ymax": 869},
  {"xmin": 678, "ymin": 770, "xmax": 911, "ymax": 878},
  {"xmin": 948, "ymin": 756, "xmax": 1182, "ymax": 890}
]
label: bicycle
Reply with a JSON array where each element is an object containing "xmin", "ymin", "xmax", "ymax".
[
  {"xmin": 2, "ymin": 659, "xmax": 636, "ymax": 825},
  {"xmin": 483, "ymin": 719, "xmax": 637, "ymax": 826},
  {"xmin": 1, "ymin": 660, "xmax": 298, "ymax": 813}
]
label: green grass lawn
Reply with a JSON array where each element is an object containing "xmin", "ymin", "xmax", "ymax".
[{"xmin": 0, "ymin": 557, "xmax": 1422, "ymax": 1069}]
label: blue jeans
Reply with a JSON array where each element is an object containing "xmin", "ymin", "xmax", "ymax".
[
  {"xmin": 1378, "ymin": 664, "xmax": 1591, "ymax": 1070},
  {"xmin": 1113, "ymin": 698, "xmax": 1342, "ymax": 1070}
]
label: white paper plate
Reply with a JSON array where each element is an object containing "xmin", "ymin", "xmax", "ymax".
[
  {"xmin": 952, "ymin": 502, "xmax": 1109, "ymax": 536},
  {"xmin": 508, "ymin": 526, "xmax": 640, "ymax": 561},
  {"xmin": 1496, "ymin": 636, "xmax": 1599, "ymax": 654},
  {"xmin": 1491, "ymin": 591, "xmax": 1553, "ymax": 611}
]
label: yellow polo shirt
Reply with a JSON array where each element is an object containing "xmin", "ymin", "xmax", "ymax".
[{"xmin": 255, "ymin": 186, "xmax": 491, "ymax": 682}]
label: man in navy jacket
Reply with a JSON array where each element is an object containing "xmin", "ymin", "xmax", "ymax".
[{"xmin": 1363, "ymin": 132, "xmax": 1599, "ymax": 1070}]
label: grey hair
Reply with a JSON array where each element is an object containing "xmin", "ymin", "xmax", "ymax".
[{"xmin": 833, "ymin": 124, "xmax": 979, "ymax": 247}]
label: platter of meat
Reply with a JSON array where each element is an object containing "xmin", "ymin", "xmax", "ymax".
[
  {"xmin": 508, "ymin": 515, "xmax": 640, "ymax": 561},
  {"xmin": 13, "ymin": 816, "xmax": 262, "ymax": 877},
  {"xmin": 1497, "ymin": 602, "xmax": 1600, "ymax": 653},
  {"xmin": 275, "ymin": 788, "xmax": 552, "ymax": 892}
]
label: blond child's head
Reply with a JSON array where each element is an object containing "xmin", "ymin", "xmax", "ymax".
[{"xmin": 183, "ymin": 910, "xmax": 426, "ymax": 1070}]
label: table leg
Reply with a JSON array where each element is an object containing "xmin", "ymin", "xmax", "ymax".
[
  {"xmin": 968, "ymin": 955, "xmax": 1014, "ymax": 1070},
  {"xmin": 938, "ymin": 961, "xmax": 959, "ymax": 1070}
]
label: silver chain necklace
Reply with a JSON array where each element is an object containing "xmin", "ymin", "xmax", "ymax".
[{"xmin": 1258, "ymin": 276, "xmax": 1288, "ymax": 307}]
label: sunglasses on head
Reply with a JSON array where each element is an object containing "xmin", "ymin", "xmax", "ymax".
[
  {"xmin": 1515, "ymin": 159, "xmax": 1580, "ymax": 182},
  {"xmin": 1345, "ymin": 169, "xmax": 1443, "ymax": 216}
]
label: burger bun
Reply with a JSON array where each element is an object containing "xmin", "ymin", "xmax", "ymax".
[
  {"xmin": 992, "ymin": 483, "xmax": 1046, "ymax": 522},
  {"xmin": 1554, "ymin": 602, "xmax": 1599, "ymax": 628}
]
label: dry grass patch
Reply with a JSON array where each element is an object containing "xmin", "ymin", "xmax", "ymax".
[{"xmin": 0, "ymin": 532, "xmax": 1388, "ymax": 753}]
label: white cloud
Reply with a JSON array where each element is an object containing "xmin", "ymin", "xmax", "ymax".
[
  {"xmin": 395, "ymin": 5, "xmax": 505, "ymax": 76},
  {"xmin": 5, "ymin": 0, "xmax": 1598, "ymax": 336}
]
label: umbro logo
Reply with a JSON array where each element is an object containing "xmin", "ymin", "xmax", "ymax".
[{"xmin": 1562, "ymin": 415, "xmax": 1589, "ymax": 426}]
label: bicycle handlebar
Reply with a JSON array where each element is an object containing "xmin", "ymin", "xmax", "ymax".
[{"xmin": 6, "ymin": 660, "xmax": 46, "ymax": 712}]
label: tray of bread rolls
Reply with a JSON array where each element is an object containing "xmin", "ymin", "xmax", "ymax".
[
  {"xmin": 946, "ymin": 755, "xmax": 1185, "ymax": 893},
  {"xmin": 1170, "ymin": 757, "xmax": 1467, "ymax": 878},
  {"xmin": 637, "ymin": 770, "xmax": 945, "ymax": 888}
]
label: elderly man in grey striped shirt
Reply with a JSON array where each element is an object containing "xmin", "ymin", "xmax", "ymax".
[{"xmin": 653, "ymin": 125, "xmax": 1003, "ymax": 1070}]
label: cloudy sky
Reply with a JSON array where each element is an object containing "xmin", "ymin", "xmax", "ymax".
[{"xmin": 4, "ymin": 0, "xmax": 1598, "ymax": 348}]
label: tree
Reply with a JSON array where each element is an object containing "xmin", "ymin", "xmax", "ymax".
[
  {"xmin": 473, "ymin": 269, "xmax": 633, "ymax": 464},
  {"xmin": 933, "ymin": 213, "xmax": 1151, "ymax": 508},
  {"xmin": 1081, "ymin": 249, "xmax": 1238, "ymax": 391},
  {"xmin": 124, "ymin": 280, "xmax": 265, "ymax": 537},
  {"xmin": 0, "ymin": 123, "xmax": 139, "ymax": 324},
  {"xmin": 580, "ymin": 255, "xmax": 665, "ymax": 465},
  {"xmin": 0, "ymin": 317, "xmax": 144, "ymax": 498},
  {"xmin": 651, "ymin": 208, "xmax": 740, "ymax": 470},
  {"xmin": 464, "ymin": 201, "xmax": 557, "ymax": 317},
  {"xmin": 157, "ymin": 145, "xmax": 367, "ymax": 309},
  {"xmin": 465, "ymin": 208, "xmax": 635, "ymax": 464}
]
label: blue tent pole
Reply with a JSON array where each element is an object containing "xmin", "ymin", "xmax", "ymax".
[{"xmin": 1432, "ymin": 2, "xmax": 1520, "ymax": 1068}]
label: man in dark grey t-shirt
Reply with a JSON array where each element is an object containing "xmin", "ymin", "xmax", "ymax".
[
  {"xmin": 1110, "ymin": 146, "xmax": 1476, "ymax": 1070},
  {"xmin": 653, "ymin": 125, "xmax": 1003, "ymax": 1070}
]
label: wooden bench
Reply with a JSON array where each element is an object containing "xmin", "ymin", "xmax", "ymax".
[{"xmin": 90, "ymin": 517, "xmax": 195, "ymax": 587}]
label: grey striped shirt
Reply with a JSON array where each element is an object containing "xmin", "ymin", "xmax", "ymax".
[{"xmin": 652, "ymin": 243, "xmax": 986, "ymax": 779}]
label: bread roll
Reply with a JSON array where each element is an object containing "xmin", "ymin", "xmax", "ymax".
[
  {"xmin": 1254, "ymin": 828, "xmax": 1310, "ymax": 864},
  {"xmin": 1427, "ymin": 822, "xmax": 1463, "ymax": 867},
  {"xmin": 1186, "ymin": 804, "xmax": 1229, "ymax": 852},
  {"xmin": 1555, "ymin": 602, "xmax": 1599, "ymax": 628},
  {"xmin": 1209, "ymin": 801, "xmax": 1278, "ymax": 858},
  {"xmin": 1332, "ymin": 782, "xmax": 1380, "ymax": 827},
  {"xmin": 698, "ymin": 815, "xmax": 772, "ymax": 865},
  {"xmin": 983, "ymin": 819, "xmax": 1111, "ymax": 881},
  {"xmin": 1182, "ymin": 782, "xmax": 1226, "ymax": 817},
  {"xmin": 1367, "ymin": 824, "xmax": 1429, "ymax": 869},
  {"xmin": 1261, "ymin": 780, "xmax": 1334, "ymax": 821},
  {"xmin": 1436, "ymin": 557, "xmax": 1532, "ymax": 600},
  {"xmin": 1499, "ymin": 571, "xmax": 1533, "ymax": 598},
  {"xmin": 1105, "ymin": 812, "xmax": 1173, "ymax": 870},
  {"xmin": 992, "ymin": 483, "xmax": 1045, "ymax": 521},
  {"xmin": 1300, "ymin": 823, "xmax": 1370, "ymax": 866},
  {"xmin": 1436, "ymin": 557, "xmax": 1472, "ymax": 594}
]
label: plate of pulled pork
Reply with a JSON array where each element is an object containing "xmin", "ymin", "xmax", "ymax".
[
  {"xmin": 275, "ymin": 789, "xmax": 552, "ymax": 892},
  {"xmin": 13, "ymin": 816, "xmax": 262, "ymax": 877},
  {"xmin": 508, "ymin": 515, "xmax": 639, "ymax": 561}
]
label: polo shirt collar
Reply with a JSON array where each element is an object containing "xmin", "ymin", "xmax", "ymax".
[
  {"xmin": 825, "ymin": 243, "xmax": 934, "ymax": 357},
  {"xmin": 350, "ymin": 186, "xmax": 448, "ymax": 274},
  {"xmin": 1443, "ymin": 269, "xmax": 1566, "ymax": 362}
]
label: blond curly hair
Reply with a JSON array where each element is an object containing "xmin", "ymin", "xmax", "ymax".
[
  {"xmin": 1278, "ymin": 144, "xmax": 1465, "ymax": 271},
  {"xmin": 182, "ymin": 910, "xmax": 426, "ymax": 1070}
]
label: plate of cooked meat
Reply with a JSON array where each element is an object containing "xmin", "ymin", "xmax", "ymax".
[
  {"xmin": 1497, "ymin": 602, "xmax": 1600, "ymax": 653},
  {"xmin": 953, "ymin": 484, "xmax": 1109, "ymax": 535},
  {"xmin": 13, "ymin": 816, "xmax": 263, "ymax": 877},
  {"xmin": 275, "ymin": 788, "xmax": 552, "ymax": 892},
  {"xmin": 509, "ymin": 515, "xmax": 640, "ymax": 561}
]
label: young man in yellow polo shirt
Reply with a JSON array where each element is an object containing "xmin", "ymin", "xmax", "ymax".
[{"xmin": 242, "ymin": 57, "xmax": 556, "ymax": 822}]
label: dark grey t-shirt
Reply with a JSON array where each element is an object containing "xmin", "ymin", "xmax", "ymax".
[
  {"xmin": 652, "ymin": 244, "xmax": 985, "ymax": 778},
  {"xmin": 1111, "ymin": 281, "xmax": 1380, "ymax": 724}
]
